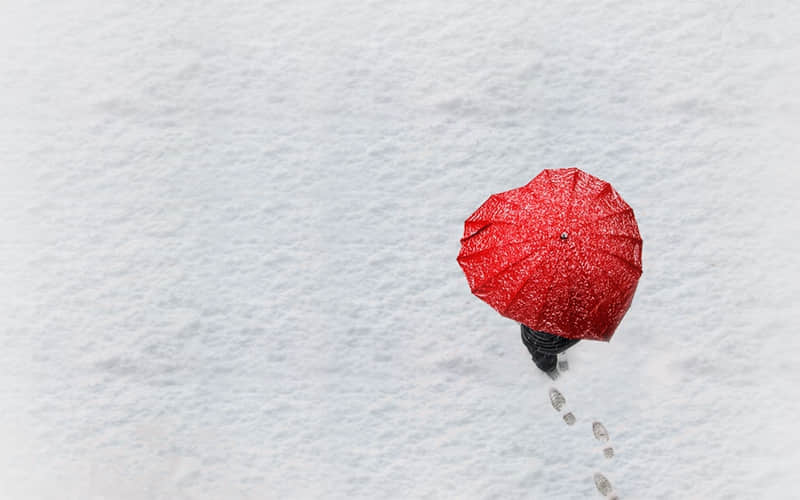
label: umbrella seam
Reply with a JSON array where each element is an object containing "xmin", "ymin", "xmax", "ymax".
[
  {"xmin": 564, "ymin": 168, "xmax": 580, "ymax": 225},
  {"xmin": 576, "ymin": 207, "xmax": 635, "ymax": 234},
  {"xmin": 500, "ymin": 242, "xmax": 555, "ymax": 317},
  {"xmin": 591, "ymin": 232, "xmax": 643, "ymax": 243},
  {"xmin": 573, "ymin": 243, "xmax": 600, "ymax": 338},
  {"xmin": 575, "ymin": 239, "xmax": 631, "ymax": 293},
  {"xmin": 575, "ymin": 241, "xmax": 637, "ymax": 341},
  {"xmin": 458, "ymin": 234, "xmax": 551, "ymax": 261},
  {"xmin": 576, "ymin": 239, "xmax": 630, "ymax": 340},
  {"xmin": 488, "ymin": 193, "xmax": 527, "ymax": 212},
  {"xmin": 579, "ymin": 241, "xmax": 643, "ymax": 275},
  {"xmin": 488, "ymin": 193, "xmax": 546, "ymax": 217},
  {"xmin": 460, "ymin": 220, "xmax": 517, "ymax": 242},
  {"xmin": 591, "ymin": 182, "xmax": 613, "ymax": 202},
  {"xmin": 533, "ymin": 240, "xmax": 568, "ymax": 330},
  {"xmin": 471, "ymin": 244, "xmax": 550, "ymax": 295},
  {"xmin": 460, "ymin": 222, "xmax": 493, "ymax": 242}
]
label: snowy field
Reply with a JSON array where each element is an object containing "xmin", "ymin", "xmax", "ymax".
[{"xmin": 2, "ymin": 1, "xmax": 800, "ymax": 499}]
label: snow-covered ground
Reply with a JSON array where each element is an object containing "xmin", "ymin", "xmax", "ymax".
[{"xmin": 2, "ymin": 1, "xmax": 800, "ymax": 498}]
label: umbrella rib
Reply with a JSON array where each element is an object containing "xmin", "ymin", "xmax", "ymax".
[
  {"xmin": 580, "ymin": 241, "xmax": 643, "ymax": 275},
  {"xmin": 471, "ymin": 243, "xmax": 550, "ymax": 294},
  {"xmin": 500, "ymin": 243, "xmax": 553, "ymax": 316},
  {"xmin": 574, "ymin": 244, "xmax": 599, "ymax": 330},
  {"xmin": 464, "ymin": 219, "xmax": 517, "ymax": 225},
  {"xmin": 590, "ymin": 181, "xmax": 613, "ymax": 202},
  {"xmin": 458, "ymin": 233, "xmax": 550, "ymax": 262},
  {"xmin": 591, "ymin": 207, "xmax": 634, "ymax": 224},
  {"xmin": 462, "ymin": 220, "xmax": 517, "ymax": 235},
  {"xmin": 577, "ymin": 207, "xmax": 634, "ymax": 233},
  {"xmin": 461, "ymin": 222, "xmax": 492, "ymax": 242},
  {"xmin": 532, "ymin": 242, "xmax": 567, "ymax": 327},
  {"xmin": 564, "ymin": 168, "xmax": 580, "ymax": 223},
  {"xmin": 493, "ymin": 193, "xmax": 546, "ymax": 216},
  {"xmin": 490, "ymin": 193, "xmax": 527, "ymax": 212},
  {"xmin": 575, "ymin": 239, "xmax": 621, "ymax": 299},
  {"xmin": 465, "ymin": 194, "xmax": 528, "ymax": 226},
  {"xmin": 546, "ymin": 169, "xmax": 561, "ymax": 202},
  {"xmin": 462, "ymin": 221, "xmax": 519, "ymax": 243},
  {"xmin": 592, "ymin": 232, "xmax": 643, "ymax": 243},
  {"xmin": 543, "ymin": 244, "xmax": 594, "ymax": 339},
  {"xmin": 573, "ymin": 244, "xmax": 628, "ymax": 340},
  {"xmin": 488, "ymin": 192, "xmax": 546, "ymax": 215},
  {"xmin": 577, "ymin": 238, "xmax": 632, "ymax": 293},
  {"xmin": 542, "ymin": 244, "xmax": 577, "ymax": 335}
]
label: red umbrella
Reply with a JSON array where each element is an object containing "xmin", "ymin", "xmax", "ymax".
[{"xmin": 457, "ymin": 168, "xmax": 642, "ymax": 341}]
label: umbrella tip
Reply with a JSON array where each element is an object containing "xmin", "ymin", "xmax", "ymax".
[{"xmin": 560, "ymin": 232, "xmax": 568, "ymax": 240}]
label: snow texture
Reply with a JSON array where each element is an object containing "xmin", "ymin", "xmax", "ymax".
[{"xmin": 1, "ymin": 1, "xmax": 799, "ymax": 499}]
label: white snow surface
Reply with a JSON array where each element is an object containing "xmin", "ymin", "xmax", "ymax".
[{"xmin": 2, "ymin": 2, "xmax": 800, "ymax": 499}]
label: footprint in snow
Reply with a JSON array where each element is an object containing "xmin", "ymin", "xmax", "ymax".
[
  {"xmin": 592, "ymin": 421, "xmax": 614, "ymax": 459},
  {"xmin": 548, "ymin": 387, "xmax": 575, "ymax": 426},
  {"xmin": 593, "ymin": 472, "xmax": 619, "ymax": 499}
]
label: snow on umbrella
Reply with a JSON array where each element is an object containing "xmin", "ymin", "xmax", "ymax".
[{"xmin": 457, "ymin": 168, "xmax": 642, "ymax": 341}]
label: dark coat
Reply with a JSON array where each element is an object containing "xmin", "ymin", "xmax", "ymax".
[{"xmin": 520, "ymin": 324, "xmax": 579, "ymax": 373}]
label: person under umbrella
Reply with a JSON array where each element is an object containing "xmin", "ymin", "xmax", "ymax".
[{"xmin": 457, "ymin": 168, "xmax": 642, "ymax": 376}]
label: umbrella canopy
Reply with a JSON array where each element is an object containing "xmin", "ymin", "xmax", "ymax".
[{"xmin": 457, "ymin": 168, "xmax": 642, "ymax": 341}]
